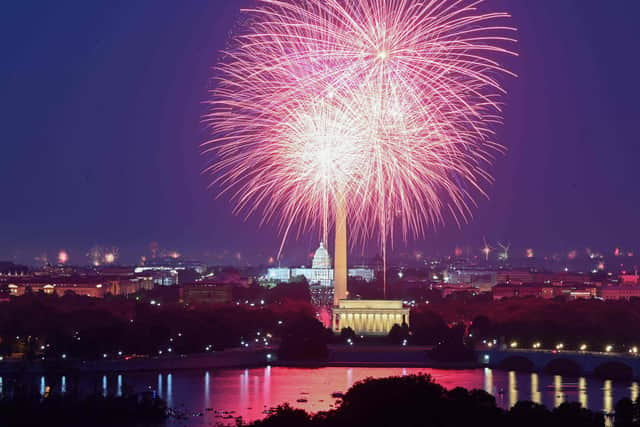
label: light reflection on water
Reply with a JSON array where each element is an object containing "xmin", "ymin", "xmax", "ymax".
[
  {"xmin": 554, "ymin": 375, "xmax": 564, "ymax": 407},
  {"xmin": 508, "ymin": 371, "xmax": 517, "ymax": 408},
  {"xmin": 579, "ymin": 377, "xmax": 587, "ymax": 409},
  {"xmin": 604, "ymin": 379, "xmax": 613, "ymax": 414},
  {"xmin": 6, "ymin": 367, "xmax": 640, "ymax": 426},
  {"xmin": 531, "ymin": 373, "xmax": 541, "ymax": 404}
]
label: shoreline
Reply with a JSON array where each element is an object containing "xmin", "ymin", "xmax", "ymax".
[
  {"xmin": 1, "ymin": 346, "xmax": 633, "ymax": 380},
  {"xmin": 0, "ymin": 346, "xmax": 479, "ymax": 374}
]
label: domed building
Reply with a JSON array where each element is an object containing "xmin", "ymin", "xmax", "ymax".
[
  {"xmin": 265, "ymin": 242, "xmax": 374, "ymax": 288},
  {"xmin": 290, "ymin": 242, "xmax": 333, "ymax": 287},
  {"xmin": 312, "ymin": 242, "xmax": 332, "ymax": 269}
]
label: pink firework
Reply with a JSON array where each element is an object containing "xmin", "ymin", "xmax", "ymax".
[{"xmin": 204, "ymin": 0, "xmax": 516, "ymax": 252}]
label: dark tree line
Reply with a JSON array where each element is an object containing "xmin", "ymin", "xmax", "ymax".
[{"xmin": 0, "ymin": 293, "xmax": 315, "ymax": 360}]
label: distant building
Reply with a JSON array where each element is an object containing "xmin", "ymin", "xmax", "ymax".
[
  {"xmin": 1, "ymin": 275, "xmax": 153, "ymax": 298},
  {"xmin": 265, "ymin": 267, "xmax": 291, "ymax": 282},
  {"xmin": 181, "ymin": 283, "xmax": 233, "ymax": 305},
  {"xmin": 492, "ymin": 283, "xmax": 597, "ymax": 300},
  {"xmin": 135, "ymin": 257, "xmax": 206, "ymax": 286},
  {"xmin": 0, "ymin": 262, "xmax": 29, "ymax": 276},
  {"xmin": 620, "ymin": 274, "xmax": 640, "ymax": 286},
  {"xmin": 600, "ymin": 286, "xmax": 640, "ymax": 301},
  {"xmin": 434, "ymin": 284, "xmax": 479, "ymax": 298},
  {"xmin": 492, "ymin": 283, "xmax": 546, "ymax": 300},
  {"xmin": 141, "ymin": 257, "xmax": 207, "ymax": 274},
  {"xmin": 265, "ymin": 243, "xmax": 374, "ymax": 287},
  {"xmin": 445, "ymin": 268, "xmax": 497, "ymax": 291}
]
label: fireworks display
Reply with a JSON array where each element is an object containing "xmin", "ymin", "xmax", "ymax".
[
  {"xmin": 87, "ymin": 245, "xmax": 119, "ymax": 266},
  {"xmin": 205, "ymin": 0, "xmax": 516, "ymax": 251},
  {"xmin": 57, "ymin": 250, "xmax": 69, "ymax": 265}
]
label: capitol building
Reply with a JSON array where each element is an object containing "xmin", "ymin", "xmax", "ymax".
[{"xmin": 266, "ymin": 242, "xmax": 374, "ymax": 287}]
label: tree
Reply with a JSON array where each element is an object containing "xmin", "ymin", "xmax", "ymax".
[
  {"xmin": 388, "ymin": 323, "xmax": 409, "ymax": 345},
  {"xmin": 339, "ymin": 327, "xmax": 357, "ymax": 344},
  {"xmin": 470, "ymin": 315, "xmax": 492, "ymax": 339},
  {"xmin": 277, "ymin": 316, "xmax": 329, "ymax": 361},
  {"xmin": 410, "ymin": 309, "xmax": 449, "ymax": 345}
]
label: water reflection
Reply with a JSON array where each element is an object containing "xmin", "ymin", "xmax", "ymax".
[
  {"xmin": 604, "ymin": 380, "xmax": 613, "ymax": 414},
  {"xmin": 263, "ymin": 366, "xmax": 271, "ymax": 405},
  {"xmin": 240, "ymin": 369, "xmax": 249, "ymax": 411},
  {"xmin": 157, "ymin": 373, "xmax": 163, "ymax": 398},
  {"xmin": 579, "ymin": 377, "xmax": 587, "ymax": 409},
  {"xmin": 167, "ymin": 374, "xmax": 173, "ymax": 407},
  {"xmin": 204, "ymin": 371, "xmax": 211, "ymax": 406},
  {"xmin": 484, "ymin": 368, "xmax": 493, "ymax": 395},
  {"xmin": 117, "ymin": 374, "xmax": 122, "ymax": 397},
  {"xmin": 508, "ymin": 371, "xmax": 517, "ymax": 408},
  {"xmin": 6, "ymin": 367, "xmax": 640, "ymax": 425},
  {"xmin": 102, "ymin": 375, "xmax": 107, "ymax": 397},
  {"xmin": 554, "ymin": 375, "xmax": 564, "ymax": 407},
  {"xmin": 531, "ymin": 373, "xmax": 541, "ymax": 404}
]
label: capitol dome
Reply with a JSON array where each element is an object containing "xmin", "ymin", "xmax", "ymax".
[{"xmin": 312, "ymin": 242, "xmax": 332, "ymax": 269}]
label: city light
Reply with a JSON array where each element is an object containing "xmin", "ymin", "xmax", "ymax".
[{"xmin": 510, "ymin": 341, "xmax": 518, "ymax": 348}]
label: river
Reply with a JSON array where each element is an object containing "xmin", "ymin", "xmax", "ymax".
[{"xmin": 8, "ymin": 367, "xmax": 638, "ymax": 425}]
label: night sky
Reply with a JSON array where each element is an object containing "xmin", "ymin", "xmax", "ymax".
[{"xmin": 1, "ymin": 1, "xmax": 639, "ymax": 266}]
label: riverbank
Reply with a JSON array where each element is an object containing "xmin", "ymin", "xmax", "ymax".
[
  {"xmin": 0, "ymin": 348, "xmax": 272, "ymax": 374},
  {"xmin": 0, "ymin": 346, "xmax": 480, "ymax": 374}
]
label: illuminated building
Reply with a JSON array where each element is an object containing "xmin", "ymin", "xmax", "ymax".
[
  {"xmin": 133, "ymin": 268, "xmax": 179, "ymax": 286},
  {"xmin": 265, "ymin": 242, "xmax": 374, "ymax": 287},
  {"xmin": 2, "ymin": 276, "xmax": 153, "ymax": 298},
  {"xmin": 267, "ymin": 268, "xmax": 293, "ymax": 282},
  {"xmin": 620, "ymin": 274, "xmax": 640, "ymax": 285},
  {"xmin": 135, "ymin": 257, "xmax": 207, "ymax": 286},
  {"xmin": 332, "ymin": 300, "xmax": 410, "ymax": 336},
  {"xmin": 600, "ymin": 286, "xmax": 640, "ymax": 301},
  {"xmin": 140, "ymin": 257, "xmax": 207, "ymax": 274},
  {"xmin": 311, "ymin": 242, "xmax": 331, "ymax": 268},
  {"xmin": 492, "ymin": 283, "xmax": 597, "ymax": 300},
  {"xmin": 181, "ymin": 283, "xmax": 233, "ymax": 305}
]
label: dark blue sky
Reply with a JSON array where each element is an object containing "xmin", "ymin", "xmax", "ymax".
[{"xmin": 1, "ymin": 1, "xmax": 639, "ymax": 266}]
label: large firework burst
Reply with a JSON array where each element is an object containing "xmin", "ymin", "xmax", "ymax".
[{"xmin": 204, "ymin": 0, "xmax": 516, "ymax": 253}]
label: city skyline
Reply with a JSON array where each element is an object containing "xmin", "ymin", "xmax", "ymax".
[{"xmin": 2, "ymin": 0, "xmax": 640, "ymax": 264}]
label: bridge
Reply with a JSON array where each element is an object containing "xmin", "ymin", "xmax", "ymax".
[{"xmin": 478, "ymin": 348, "xmax": 640, "ymax": 379}]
